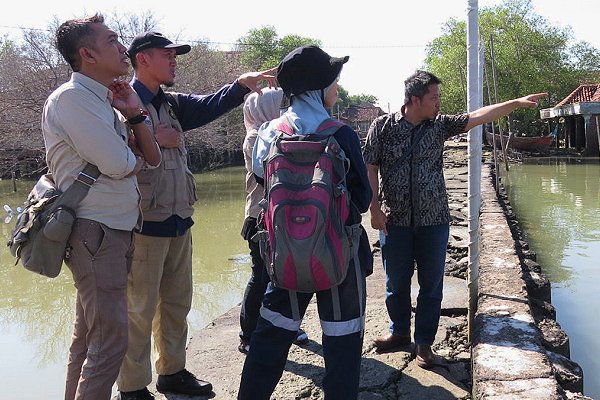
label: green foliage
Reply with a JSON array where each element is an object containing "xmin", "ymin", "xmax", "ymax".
[
  {"xmin": 568, "ymin": 41, "xmax": 600, "ymax": 78},
  {"xmin": 349, "ymin": 94, "xmax": 378, "ymax": 105},
  {"xmin": 236, "ymin": 26, "xmax": 321, "ymax": 70},
  {"xmin": 335, "ymin": 85, "xmax": 351, "ymax": 110},
  {"xmin": 332, "ymin": 87, "xmax": 378, "ymax": 114},
  {"xmin": 236, "ymin": 26, "xmax": 379, "ymax": 118},
  {"xmin": 424, "ymin": 0, "xmax": 600, "ymax": 134}
]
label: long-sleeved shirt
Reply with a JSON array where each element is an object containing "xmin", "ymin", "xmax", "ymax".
[
  {"xmin": 130, "ymin": 78, "xmax": 250, "ymax": 236},
  {"xmin": 42, "ymin": 72, "xmax": 140, "ymax": 231}
]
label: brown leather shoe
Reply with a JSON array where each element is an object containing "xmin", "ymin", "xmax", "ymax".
[
  {"xmin": 373, "ymin": 333, "xmax": 411, "ymax": 351},
  {"xmin": 415, "ymin": 344, "xmax": 436, "ymax": 369}
]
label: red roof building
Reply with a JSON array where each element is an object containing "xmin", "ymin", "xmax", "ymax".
[
  {"xmin": 556, "ymin": 84, "xmax": 600, "ymax": 106},
  {"xmin": 540, "ymin": 84, "xmax": 600, "ymax": 156},
  {"xmin": 337, "ymin": 103, "xmax": 386, "ymax": 139}
]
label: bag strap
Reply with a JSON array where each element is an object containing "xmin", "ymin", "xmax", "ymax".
[
  {"xmin": 379, "ymin": 122, "xmax": 427, "ymax": 200},
  {"xmin": 315, "ymin": 118, "xmax": 344, "ymax": 137},
  {"xmin": 274, "ymin": 116, "xmax": 345, "ymax": 139},
  {"xmin": 53, "ymin": 163, "xmax": 101, "ymax": 211}
]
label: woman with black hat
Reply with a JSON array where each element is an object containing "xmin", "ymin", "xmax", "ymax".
[{"xmin": 238, "ymin": 45, "xmax": 373, "ymax": 400}]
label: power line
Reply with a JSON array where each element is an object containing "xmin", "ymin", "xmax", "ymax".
[
  {"xmin": 0, "ymin": 25, "xmax": 50, "ymax": 33},
  {"xmin": 0, "ymin": 24, "xmax": 427, "ymax": 50}
]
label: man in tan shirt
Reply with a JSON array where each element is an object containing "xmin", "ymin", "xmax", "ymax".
[{"xmin": 42, "ymin": 14, "xmax": 160, "ymax": 400}]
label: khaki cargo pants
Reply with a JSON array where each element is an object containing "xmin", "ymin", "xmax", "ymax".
[{"xmin": 117, "ymin": 230, "xmax": 193, "ymax": 392}]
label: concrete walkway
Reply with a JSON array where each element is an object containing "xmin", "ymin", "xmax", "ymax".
[
  {"xmin": 142, "ymin": 143, "xmax": 473, "ymax": 400},
  {"xmin": 115, "ymin": 142, "xmax": 591, "ymax": 399},
  {"xmin": 175, "ymin": 238, "xmax": 471, "ymax": 400}
]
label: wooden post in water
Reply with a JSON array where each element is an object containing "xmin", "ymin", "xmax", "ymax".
[
  {"xmin": 596, "ymin": 116, "xmax": 600, "ymax": 157},
  {"xmin": 484, "ymin": 55, "xmax": 500, "ymax": 190},
  {"xmin": 489, "ymin": 36, "xmax": 509, "ymax": 171}
]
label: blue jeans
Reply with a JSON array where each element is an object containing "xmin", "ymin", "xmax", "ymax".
[{"xmin": 381, "ymin": 223, "xmax": 449, "ymax": 345}]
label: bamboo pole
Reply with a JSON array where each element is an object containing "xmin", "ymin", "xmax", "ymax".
[
  {"xmin": 489, "ymin": 36, "xmax": 510, "ymax": 170},
  {"xmin": 484, "ymin": 49, "xmax": 500, "ymax": 190}
]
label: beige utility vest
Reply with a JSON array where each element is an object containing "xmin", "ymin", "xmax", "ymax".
[{"xmin": 136, "ymin": 93, "xmax": 197, "ymax": 222}]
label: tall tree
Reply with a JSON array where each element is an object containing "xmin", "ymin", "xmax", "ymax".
[
  {"xmin": 235, "ymin": 26, "xmax": 321, "ymax": 70},
  {"xmin": 348, "ymin": 94, "xmax": 378, "ymax": 106},
  {"xmin": 236, "ymin": 26, "xmax": 380, "ymax": 118},
  {"xmin": 424, "ymin": 0, "xmax": 600, "ymax": 134}
]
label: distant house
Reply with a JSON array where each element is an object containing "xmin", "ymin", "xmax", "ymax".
[
  {"xmin": 337, "ymin": 103, "xmax": 386, "ymax": 140},
  {"xmin": 540, "ymin": 83, "xmax": 600, "ymax": 156}
]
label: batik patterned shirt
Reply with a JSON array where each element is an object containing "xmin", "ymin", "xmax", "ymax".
[{"xmin": 363, "ymin": 111, "xmax": 469, "ymax": 227}]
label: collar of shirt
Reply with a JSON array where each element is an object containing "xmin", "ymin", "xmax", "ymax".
[
  {"xmin": 397, "ymin": 113, "xmax": 434, "ymax": 131},
  {"xmin": 72, "ymin": 72, "xmax": 112, "ymax": 104},
  {"xmin": 130, "ymin": 77, "xmax": 163, "ymax": 106},
  {"xmin": 150, "ymin": 90, "xmax": 166, "ymax": 112}
]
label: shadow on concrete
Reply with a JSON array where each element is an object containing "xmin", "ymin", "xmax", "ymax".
[
  {"xmin": 282, "ymin": 341, "xmax": 468, "ymax": 399},
  {"xmin": 160, "ymin": 391, "xmax": 216, "ymax": 400}
]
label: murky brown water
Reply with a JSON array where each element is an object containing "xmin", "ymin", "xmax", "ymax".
[
  {"xmin": 0, "ymin": 166, "xmax": 249, "ymax": 399},
  {"xmin": 503, "ymin": 158, "xmax": 600, "ymax": 398},
  {"xmin": 3, "ymin": 160, "xmax": 598, "ymax": 398}
]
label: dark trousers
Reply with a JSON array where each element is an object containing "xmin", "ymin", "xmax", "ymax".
[
  {"xmin": 239, "ymin": 238, "xmax": 270, "ymax": 342},
  {"xmin": 238, "ymin": 255, "xmax": 366, "ymax": 400}
]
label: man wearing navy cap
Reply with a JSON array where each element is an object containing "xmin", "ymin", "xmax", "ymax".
[{"xmin": 116, "ymin": 31, "xmax": 275, "ymax": 400}]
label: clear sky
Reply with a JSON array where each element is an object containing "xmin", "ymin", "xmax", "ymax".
[{"xmin": 2, "ymin": 0, "xmax": 598, "ymax": 111}]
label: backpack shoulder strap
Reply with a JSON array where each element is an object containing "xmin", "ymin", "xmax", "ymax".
[
  {"xmin": 272, "ymin": 115, "xmax": 295, "ymax": 137},
  {"xmin": 316, "ymin": 118, "xmax": 345, "ymax": 137},
  {"xmin": 274, "ymin": 117, "xmax": 346, "ymax": 139}
]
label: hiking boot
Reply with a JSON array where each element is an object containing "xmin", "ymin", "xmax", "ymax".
[
  {"xmin": 293, "ymin": 329, "xmax": 309, "ymax": 345},
  {"xmin": 156, "ymin": 369, "xmax": 213, "ymax": 395},
  {"xmin": 117, "ymin": 387, "xmax": 155, "ymax": 400},
  {"xmin": 373, "ymin": 333, "xmax": 411, "ymax": 352},
  {"xmin": 238, "ymin": 339, "xmax": 250, "ymax": 354}
]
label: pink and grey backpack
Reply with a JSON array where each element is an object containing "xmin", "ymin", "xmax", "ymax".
[{"xmin": 257, "ymin": 117, "xmax": 351, "ymax": 293}]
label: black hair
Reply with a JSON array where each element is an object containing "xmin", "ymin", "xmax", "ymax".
[
  {"xmin": 55, "ymin": 14, "xmax": 104, "ymax": 72},
  {"xmin": 404, "ymin": 70, "xmax": 442, "ymax": 106}
]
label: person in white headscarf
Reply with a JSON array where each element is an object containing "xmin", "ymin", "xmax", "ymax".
[
  {"xmin": 238, "ymin": 88, "xmax": 309, "ymax": 355},
  {"xmin": 252, "ymin": 67, "xmax": 342, "ymax": 179},
  {"xmin": 239, "ymin": 45, "xmax": 373, "ymax": 400}
]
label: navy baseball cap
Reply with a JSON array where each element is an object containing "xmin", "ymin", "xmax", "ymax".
[{"xmin": 127, "ymin": 32, "xmax": 191, "ymax": 59}]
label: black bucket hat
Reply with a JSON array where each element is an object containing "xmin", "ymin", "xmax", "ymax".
[
  {"xmin": 127, "ymin": 32, "xmax": 191, "ymax": 59},
  {"xmin": 277, "ymin": 45, "xmax": 349, "ymax": 96}
]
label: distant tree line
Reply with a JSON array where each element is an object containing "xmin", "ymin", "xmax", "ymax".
[
  {"xmin": 2, "ymin": 1, "xmax": 597, "ymax": 177},
  {"xmin": 0, "ymin": 16, "xmax": 378, "ymax": 179},
  {"xmin": 424, "ymin": 0, "xmax": 600, "ymax": 135}
]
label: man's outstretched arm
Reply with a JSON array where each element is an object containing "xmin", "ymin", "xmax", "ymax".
[{"xmin": 465, "ymin": 92, "xmax": 548, "ymax": 132}]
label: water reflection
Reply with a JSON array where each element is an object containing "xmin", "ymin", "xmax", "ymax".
[
  {"xmin": 503, "ymin": 159, "xmax": 600, "ymax": 398},
  {"xmin": 0, "ymin": 166, "xmax": 249, "ymax": 399}
]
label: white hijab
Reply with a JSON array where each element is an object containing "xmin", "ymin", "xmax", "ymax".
[
  {"xmin": 252, "ymin": 81, "xmax": 337, "ymax": 178},
  {"xmin": 243, "ymin": 88, "xmax": 284, "ymax": 132}
]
